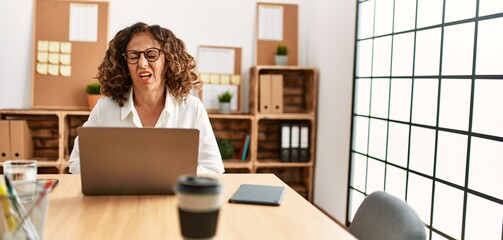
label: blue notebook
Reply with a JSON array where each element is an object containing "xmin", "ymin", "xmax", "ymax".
[{"xmin": 228, "ymin": 184, "xmax": 285, "ymax": 206}]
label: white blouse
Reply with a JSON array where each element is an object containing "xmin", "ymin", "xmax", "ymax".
[{"xmin": 68, "ymin": 88, "xmax": 224, "ymax": 174}]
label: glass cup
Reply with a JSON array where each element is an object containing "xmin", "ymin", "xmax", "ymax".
[
  {"xmin": 3, "ymin": 160, "xmax": 38, "ymax": 202},
  {"xmin": 174, "ymin": 175, "xmax": 222, "ymax": 239},
  {"xmin": 0, "ymin": 181, "xmax": 50, "ymax": 240}
]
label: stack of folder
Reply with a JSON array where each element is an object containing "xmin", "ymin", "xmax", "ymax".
[
  {"xmin": 259, "ymin": 74, "xmax": 283, "ymax": 113},
  {"xmin": 0, "ymin": 120, "xmax": 33, "ymax": 161},
  {"xmin": 280, "ymin": 123, "xmax": 309, "ymax": 162}
]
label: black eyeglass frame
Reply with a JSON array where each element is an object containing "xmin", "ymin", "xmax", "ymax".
[{"xmin": 122, "ymin": 47, "xmax": 162, "ymax": 64}]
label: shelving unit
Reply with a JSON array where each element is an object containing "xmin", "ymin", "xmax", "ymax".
[
  {"xmin": 249, "ymin": 65, "xmax": 318, "ymax": 201},
  {"xmin": 0, "ymin": 109, "xmax": 88, "ymax": 174},
  {"xmin": 0, "ymin": 66, "xmax": 318, "ymax": 200}
]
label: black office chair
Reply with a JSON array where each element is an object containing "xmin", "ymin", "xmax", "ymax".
[{"xmin": 349, "ymin": 191, "xmax": 426, "ymax": 240}]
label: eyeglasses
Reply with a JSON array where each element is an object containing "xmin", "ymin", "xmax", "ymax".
[{"xmin": 122, "ymin": 47, "xmax": 162, "ymax": 64}]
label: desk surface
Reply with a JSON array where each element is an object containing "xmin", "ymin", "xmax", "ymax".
[{"xmin": 41, "ymin": 174, "xmax": 356, "ymax": 240}]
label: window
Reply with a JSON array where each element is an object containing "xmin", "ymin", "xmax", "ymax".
[{"xmin": 349, "ymin": 1, "xmax": 503, "ymax": 239}]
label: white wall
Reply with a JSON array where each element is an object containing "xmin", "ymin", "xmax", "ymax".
[
  {"xmin": 0, "ymin": 0, "xmax": 355, "ymax": 224},
  {"xmin": 0, "ymin": 0, "xmax": 306, "ymax": 110},
  {"xmin": 306, "ymin": 1, "xmax": 356, "ymax": 223}
]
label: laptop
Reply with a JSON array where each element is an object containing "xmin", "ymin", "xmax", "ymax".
[{"xmin": 77, "ymin": 127, "xmax": 199, "ymax": 195}]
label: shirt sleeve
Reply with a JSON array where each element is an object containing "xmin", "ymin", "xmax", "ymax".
[
  {"xmin": 195, "ymin": 100, "xmax": 225, "ymax": 174},
  {"xmin": 68, "ymin": 100, "xmax": 102, "ymax": 174}
]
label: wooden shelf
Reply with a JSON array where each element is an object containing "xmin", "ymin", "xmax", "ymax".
[
  {"xmin": 208, "ymin": 113, "xmax": 254, "ymax": 120},
  {"xmin": 255, "ymin": 113, "xmax": 315, "ymax": 120},
  {"xmin": 0, "ymin": 110, "xmax": 91, "ymax": 174},
  {"xmin": 0, "ymin": 66, "xmax": 318, "ymax": 200},
  {"xmin": 255, "ymin": 160, "xmax": 313, "ymax": 168},
  {"xmin": 213, "ymin": 66, "xmax": 318, "ymax": 201},
  {"xmin": 223, "ymin": 159, "xmax": 252, "ymax": 169}
]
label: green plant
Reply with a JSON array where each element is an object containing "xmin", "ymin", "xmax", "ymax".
[
  {"xmin": 276, "ymin": 45, "xmax": 287, "ymax": 55},
  {"xmin": 86, "ymin": 82, "xmax": 101, "ymax": 95},
  {"xmin": 218, "ymin": 91, "xmax": 233, "ymax": 103},
  {"xmin": 217, "ymin": 139, "xmax": 234, "ymax": 159}
]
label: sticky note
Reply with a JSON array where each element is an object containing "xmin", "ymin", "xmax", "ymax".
[
  {"xmin": 48, "ymin": 53, "xmax": 60, "ymax": 64},
  {"xmin": 210, "ymin": 74, "xmax": 220, "ymax": 84},
  {"xmin": 231, "ymin": 75, "xmax": 241, "ymax": 85},
  {"xmin": 37, "ymin": 52, "xmax": 48, "ymax": 63},
  {"xmin": 60, "ymin": 54, "xmax": 71, "ymax": 65},
  {"xmin": 220, "ymin": 74, "xmax": 231, "ymax": 84},
  {"xmin": 48, "ymin": 64, "xmax": 59, "ymax": 76},
  {"xmin": 38, "ymin": 41, "xmax": 49, "ymax": 52},
  {"xmin": 60, "ymin": 42, "xmax": 72, "ymax": 53},
  {"xmin": 36, "ymin": 63, "xmax": 48, "ymax": 75},
  {"xmin": 200, "ymin": 73, "xmax": 210, "ymax": 83},
  {"xmin": 49, "ymin": 41, "xmax": 60, "ymax": 53},
  {"xmin": 60, "ymin": 65, "xmax": 71, "ymax": 77}
]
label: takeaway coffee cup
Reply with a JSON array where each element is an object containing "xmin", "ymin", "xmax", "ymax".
[{"xmin": 174, "ymin": 175, "xmax": 222, "ymax": 239}]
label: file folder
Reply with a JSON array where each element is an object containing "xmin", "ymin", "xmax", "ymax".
[
  {"xmin": 259, "ymin": 74, "xmax": 272, "ymax": 113},
  {"xmin": 280, "ymin": 123, "xmax": 290, "ymax": 162},
  {"xmin": 9, "ymin": 120, "xmax": 34, "ymax": 160},
  {"xmin": 290, "ymin": 124, "xmax": 300, "ymax": 162},
  {"xmin": 0, "ymin": 120, "xmax": 10, "ymax": 161},
  {"xmin": 270, "ymin": 74, "xmax": 284, "ymax": 113},
  {"xmin": 299, "ymin": 124, "xmax": 309, "ymax": 162}
]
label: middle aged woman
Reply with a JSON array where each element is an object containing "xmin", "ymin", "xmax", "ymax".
[{"xmin": 68, "ymin": 22, "xmax": 224, "ymax": 174}]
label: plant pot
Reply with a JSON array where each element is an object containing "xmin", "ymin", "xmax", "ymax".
[
  {"xmin": 87, "ymin": 94, "xmax": 104, "ymax": 111},
  {"xmin": 275, "ymin": 55, "xmax": 288, "ymax": 66},
  {"xmin": 219, "ymin": 102, "xmax": 231, "ymax": 114}
]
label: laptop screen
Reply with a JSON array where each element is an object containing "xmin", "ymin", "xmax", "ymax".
[{"xmin": 77, "ymin": 127, "xmax": 199, "ymax": 195}]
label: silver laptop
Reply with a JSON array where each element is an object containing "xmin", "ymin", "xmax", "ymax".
[{"xmin": 77, "ymin": 127, "xmax": 199, "ymax": 195}]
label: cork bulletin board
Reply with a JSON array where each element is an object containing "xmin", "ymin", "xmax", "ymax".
[
  {"xmin": 32, "ymin": 0, "xmax": 109, "ymax": 109},
  {"xmin": 255, "ymin": 2, "xmax": 298, "ymax": 66},
  {"xmin": 197, "ymin": 46, "xmax": 243, "ymax": 113}
]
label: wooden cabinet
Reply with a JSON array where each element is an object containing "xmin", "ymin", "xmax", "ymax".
[
  {"xmin": 0, "ymin": 110, "xmax": 88, "ymax": 174},
  {"xmin": 0, "ymin": 66, "xmax": 318, "ymax": 200},
  {"xmin": 212, "ymin": 66, "xmax": 318, "ymax": 200}
]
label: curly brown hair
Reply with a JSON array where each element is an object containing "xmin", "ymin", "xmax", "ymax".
[{"xmin": 96, "ymin": 22, "xmax": 199, "ymax": 106}]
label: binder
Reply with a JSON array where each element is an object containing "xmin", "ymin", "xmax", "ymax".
[
  {"xmin": 241, "ymin": 134, "xmax": 251, "ymax": 161},
  {"xmin": 270, "ymin": 74, "xmax": 284, "ymax": 113},
  {"xmin": 290, "ymin": 124, "xmax": 300, "ymax": 162},
  {"xmin": 259, "ymin": 74, "xmax": 272, "ymax": 113},
  {"xmin": 299, "ymin": 124, "xmax": 309, "ymax": 162},
  {"xmin": 0, "ymin": 120, "xmax": 10, "ymax": 161},
  {"xmin": 237, "ymin": 135, "xmax": 247, "ymax": 160},
  {"xmin": 9, "ymin": 120, "xmax": 34, "ymax": 160},
  {"xmin": 280, "ymin": 123, "xmax": 291, "ymax": 162}
]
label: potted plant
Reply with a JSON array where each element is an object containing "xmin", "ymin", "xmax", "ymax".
[
  {"xmin": 275, "ymin": 45, "xmax": 288, "ymax": 66},
  {"xmin": 218, "ymin": 91, "xmax": 233, "ymax": 114},
  {"xmin": 217, "ymin": 139, "xmax": 234, "ymax": 159},
  {"xmin": 86, "ymin": 82, "xmax": 103, "ymax": 110}
]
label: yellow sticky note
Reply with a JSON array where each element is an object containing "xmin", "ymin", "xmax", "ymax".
[
  {"xmin": 210, "ymin": 74, "xmax": 220, "ymax": 84},
  {"xmin": 38, "ymin": 41, "xmax": 49, "ymax": 52},
  {"xmin": 60, "ymin": 65, "xmax": 71, "ymax": 77},
  {"xmin": 60, "ymin": 42, "xmax": 72, "ymax": 53},
  {"xmin": 37, "ymin": 52, "xmax": 48, "ymax": 63},
  {"xmin": 220, "ymin": 74, "xmax": 231, "ymax": 84},
  {"xmin": 60, "ymin": 54, "xmax": 71, "ymax": 65},
  {"xmin": 200, "ymin": 73, "xmax": 210, "ymax": 83},
  {"xmin": 48, "ymin": 53, "xmax": 59, "ymax": 64},
  {"xmin": 231, "ymin": 75, "xmax": 241, "ymax": 85},
  {"xmin": 48, "ymin": 64, "xmax": 59, "ymax": 76},
  {"xmin": 36, "ymin": 63, "xmax": 48, "ymax": 75},
  {"xmin": 49, "ymin": 41, "xmax": 60, "ymax": 53}
]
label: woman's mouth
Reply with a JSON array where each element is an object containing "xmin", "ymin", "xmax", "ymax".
[{"xmin": 139, "ymin": 71, "xmax": 152, "ymax": 81}]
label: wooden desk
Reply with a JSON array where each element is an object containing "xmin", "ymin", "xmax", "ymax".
[{"xmin": 40, "ymin": 174, "xmax": 355, "ymax": 240}]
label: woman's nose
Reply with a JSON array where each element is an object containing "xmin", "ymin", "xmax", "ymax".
[{"xmin": 138, "ymin": 54, "xmax": 149, "ymax": 67}]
